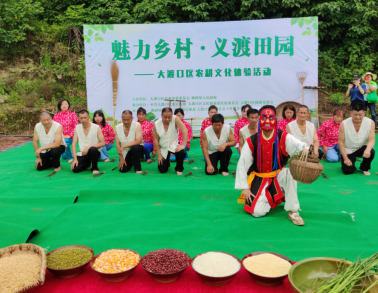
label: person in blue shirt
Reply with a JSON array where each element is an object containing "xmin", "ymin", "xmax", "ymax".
[{"xmin": 346, "ymin": 73, "xmax": 367, "ymax": 103}]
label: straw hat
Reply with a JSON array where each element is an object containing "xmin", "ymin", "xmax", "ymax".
[
  {"xmin": 276, "ymin": 101, "xmax": 311, "ymax": 121},
  {"xmin": 362, "ymin": 72, "xmax": 377, "ymax": 81}
]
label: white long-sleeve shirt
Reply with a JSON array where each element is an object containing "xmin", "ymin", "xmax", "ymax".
[{"xmin": 235, "ymin": 133, "xmax": 307, "ymax": 190}]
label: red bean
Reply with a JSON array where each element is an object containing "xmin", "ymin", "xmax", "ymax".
[{"xmin": 141, "ymin": 249, "xmax": 191, "ymax": 274}]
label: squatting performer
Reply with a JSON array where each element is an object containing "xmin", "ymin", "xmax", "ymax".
[{"xmin": 235, "ymin": 105, "xmax": 309, "ymax": 226}]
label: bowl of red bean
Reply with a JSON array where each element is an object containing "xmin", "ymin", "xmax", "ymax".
[{"xmin": 141, "ymin": 248, "xmax": 191, "ymax": 283}]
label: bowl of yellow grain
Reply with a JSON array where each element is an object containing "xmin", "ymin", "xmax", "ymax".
[
  {"xmin": 90, "ymin": 249, "xmax": 141, "ymax": 282},
  {"xmin": 242, "ymin": 251, "xmax": 293, "ymax": 286}
]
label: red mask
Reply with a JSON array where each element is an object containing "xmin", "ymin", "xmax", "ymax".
[{"xmin": 260, "ymin": 108, "xmax": 276, "ymax": 131}]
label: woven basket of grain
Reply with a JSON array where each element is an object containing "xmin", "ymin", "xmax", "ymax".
[
  {"xmin": 0, "ymin": 243, "xmax": 47, "ymax": 293},
  {"xmin": 289, "ymin": 149, "xmax": 323, "ymax": 184}
]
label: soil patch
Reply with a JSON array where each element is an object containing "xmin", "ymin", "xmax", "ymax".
[{"xmin": 0, "ymin": 136, "xmax": 32, "ymax": 151}]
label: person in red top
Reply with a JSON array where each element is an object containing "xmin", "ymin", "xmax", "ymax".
[
  {"xmin": 137, "ymin": 107, "xmax": 155, "ymax": 163},
  {"xmin": 200, "ymin": 105, "xmax": 218, "ymax": 148},
  {"xmin": 317, "ymin": 108, "xmax": 345, "ymax": 162},
  {"xmin": 170, "ymin": 108, "xmax": 193, "ymax": 162},
  {"xmin": 277, "ymin": 104, "xmax": 296, "ymax": 132},
  {"xmin": 53, "ymin": 99, "xmax": 78, "ymax": 162},
  {"xmin": 92, "ymin": 110, "xmax": 116, "ymax": 162},
  {"xmin": 234, "ymin": 104, "xmax": 252, "ymax": 150}
]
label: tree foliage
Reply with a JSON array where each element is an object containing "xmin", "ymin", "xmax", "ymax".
[{"xmin": 1, "ymin": 0, "xmax": 378, "ymax": 89}]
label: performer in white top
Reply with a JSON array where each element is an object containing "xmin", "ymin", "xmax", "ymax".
[
  {"xmin": 235, "ymin": 105, "xmax": 308, "ymax": 226},
  {"xmin": 153, "ymin": 107, "xmax": 188, "ymax": 175},
  {"xmin": 238, "ymin": 108, "xmax": 259, "ymax": 154},
  {"xmin": 33, "ymin": 111, "xmax": 66, "ymax": 171},
  {"xmin": 202, "ymin": 114, "xmax": 236, "ymax": 176},
  {"xmin": 71, "ymin": 110, "xmax": 105, "ymax": 174},
  {"xmin": 338, "ymin": 101, "xmax": 375, "ymax": 175},
  {"xmin": 287, "ymin": 105, "xmax": 321, "ymax": 158},
  {"xmin": 115, "ymin": 110, "xmax": 144, "ymax": 173}
]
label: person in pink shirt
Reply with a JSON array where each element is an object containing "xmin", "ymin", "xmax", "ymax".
[
  {"xmin": 137, "ymin": 107, "xmax": 155, "ymax": 163},
  {"xmin": 200, "ymin": 105, "xmax": 218, "ymax": 148},
  {"xmin": 171, "ymin": 108, "xmax": 193, "ymax": 162},
  {"xmin": 317, "ymin": 108, "xmax": 345, "ymax": 162},
  {"xmin": 93, "ymin": 110, "xmax": 116, "ymax": 162},
  {"xmin": 53, "ymin": 99, "xmax": 78, "ymax": 162},
  {"xmin": 277, "ymin": 104, "xmax": 296, "ymax": 132},
  {"xmin": 234, "ymin": 104, "xmax": 252, "ymax": 151}
]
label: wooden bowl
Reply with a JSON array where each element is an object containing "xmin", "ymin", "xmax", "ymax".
[
  {"xmin": 242, "ymin": 251, "xmax": 293, "ymax": 287},
  {"xmin": 191, "ymin": 251, "xmax": 241, "ymax": 286},
  {"xmin": 141, "ymin": 249, "xmax": 191, "ymax": 283},
  {"xmin": 46, "ymin": 245, "xmax": 94, "ymax": 279},
  {"xmin": 90, "ymin": 249, "xmax": 140, "ymax": 282},
  {"xmin": 289, "ymin": 257, "xmax": 378, "ymax": 293}
]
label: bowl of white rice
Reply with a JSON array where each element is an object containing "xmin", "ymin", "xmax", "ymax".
[
  {"xmin": 242, "ymin": 251, "xmax": 293, "ymax": 287},
  {"xmin": 191, "ymin": 251, "xmax": 241, "ymax": 286}
]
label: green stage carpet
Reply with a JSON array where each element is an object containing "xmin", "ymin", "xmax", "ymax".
[{"xmin": 1, "ymin": 138, "xmax": 377, "ymax": 261}]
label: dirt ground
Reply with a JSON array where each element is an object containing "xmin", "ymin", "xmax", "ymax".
[{"xmin": 0, "ymin": 136, "xmax": 32, "ymax": 151}]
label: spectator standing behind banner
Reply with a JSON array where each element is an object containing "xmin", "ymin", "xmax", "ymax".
[
  {"xmin": 345, "ymin": 73, "xmax": 367, "ymax": 103},
  {"xmin": 233, "ymin": 104, "xmax": 252, "ymax": 150},
  {"xmin": 93, "ymin": 110, "xmax": 115, "ymax": 162},
  {"xmin": 53, "ymin": 98, "xmax": 78, "ymax": 163},
  {"xmin": 278, "ymin": 104, "xmax": 296, "ymax": 132},
  {"xmin": 317, "ymin": 108, "xmax": 345, "ymax": 162},
  {"xmin": 362, "ymin": 72, "xmax": 378, "ymax": 129}
]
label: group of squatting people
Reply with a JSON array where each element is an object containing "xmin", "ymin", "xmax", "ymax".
[{"xmin": 33, "ymin": 97, "xmax": 375, "ymax": 226}]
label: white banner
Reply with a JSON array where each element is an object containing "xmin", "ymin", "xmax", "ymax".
[{"xmin": 84, "ymin": 17, "xmax": 318, "ymax": 132}]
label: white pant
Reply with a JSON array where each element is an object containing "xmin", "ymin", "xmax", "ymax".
[{"xmin": 252, "ymin": 168, "xmax": 299, "ymax": 217}]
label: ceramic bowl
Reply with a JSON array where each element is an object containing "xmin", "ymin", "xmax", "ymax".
[
  {"xmin": 191, "ymin": 251, "xmax": 241, "ymax": 286},
  {"xmin": 288, "ymin": 257, "xmax": 378, "ymax": 293},
  {"xmin": 242, "ymin": 251, "xmax": 293, "ymax": 287},
  {"xmin": 46, "ymin": 245, "xmax": 94, "ymax": 279},
  {"xmin": 90, "ymin": 249, "xmax": 141, "ymax": 282},
  {"xmin": 141, "ymin": 249, "xmax": 190, "ymax": 283}
]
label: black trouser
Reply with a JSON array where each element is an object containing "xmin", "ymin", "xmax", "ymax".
[
  {"xmin": 37, "ymin": 145, "xmax": 65, "ymax": 171},
  {"xmin": 158, "ymin": 150, "xmax": 185, "ymax": 173},
  {"xmin": 119, "ymin": 145, "xmax": 143, "ymax": 173},
  {"xmin": 72, "ymin": 147, "xmax": 101, "ymax": 173},
  {"xmin": 341, "ymin": 145, "xmax": 375, "ymax": 174},
  {"xmin": 205, "ymin": 146, "xmax": 232, "ymax": 175}
]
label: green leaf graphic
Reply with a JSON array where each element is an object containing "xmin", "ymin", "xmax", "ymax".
[
  {"xmin": 304, "ymin": 18, "xmax": 313, "ymax": 24},
  {"xmin": 98, "ymin": 37, "xmax": 104, "ymax": 41},
  {"xmin": 88, "ymin": 29, "xmax": 93, "ymax": 37},
  {"xmin": 310, "ymin": 16, "xmax": 317, "ymax": 22},
  {"xmin": 101, "ymin": 26, "xmax": 107, "ymax": 34},
  {"xmin": 87, "ymin": 38, "xmax": 91, "ymax": 44},
  {"xmin": 83, "ymin": 35, "xmax": 88, "ymax": 40},
  {"xmin": 95, "ymin": 33, "xmax": 99, "ymax": 36},
  {"xmin": 301, "ymin": 31, "xmax": 308, "ymax": 35},
  {"xmin": 291, "ymin": 18, "xmax": 298, "ymax": 25},
  {"xmin": 306, "ymin": 58, "xmax": 309, "ymax": 61},
  {"xmin": 298, "ymin": 19, "xmax": 304, "ymax": 28},
  {"xmin": 306, "ymin": 27, "xmax": 311, "ymax": 30},
  {"xmin": 312, "ymin": 23, "xmax": 318, "ymax": 30},
  {"xmin": 93, "ymin": 25, "xmax": 102, "ymax": 31},
  {"xmin": 308, "ymin": 31, "xmax": 312, "ymax": 36},
  {"xmin": 95, "ymin": 37, "xmax": 98, "ymax": 42},
  {"xmin": 106, "ymin": 24, "xmax": 114, "ymax": 31},
  {"xmin": 315, "ymin": 31, "xmax": 318, "ymax": 37},
  {"xmin": 98, "ymin": 63, "xmax": 101, "ymax": 66}
]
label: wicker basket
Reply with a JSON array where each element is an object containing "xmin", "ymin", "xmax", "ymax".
[
  {"xmin": 0, "ymin": 243, "xmax": 47, "ymax": 293},
  {"xmin": 276, "ymin": 101, "xmax": 311, "ymax": 122},
  {"xmin": 289, "ymin": 150, "xmax": 324, "ymax": 184}
]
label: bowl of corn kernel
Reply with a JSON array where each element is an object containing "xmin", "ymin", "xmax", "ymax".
[
  {"xmin": 242, "ymin": 251, "xmax": 293, "ymax": 287},
  {"xmin": 90, "ymin": 249, "xmax": 141, "ymax": 282}
]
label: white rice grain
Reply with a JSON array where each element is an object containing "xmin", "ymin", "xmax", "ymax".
[{"xmin": 192, "ymin": 252, "xmax": 241, "ymax": 277}]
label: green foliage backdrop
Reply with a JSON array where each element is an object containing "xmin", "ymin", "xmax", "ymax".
[{"xmin": 0, "ymin": 0, "xmax": 377, "ymax": 132}]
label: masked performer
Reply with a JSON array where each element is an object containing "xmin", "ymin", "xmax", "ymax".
[{"xmin": 235, "ymin": 105, "xmax": 308, "ymax": 226}]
